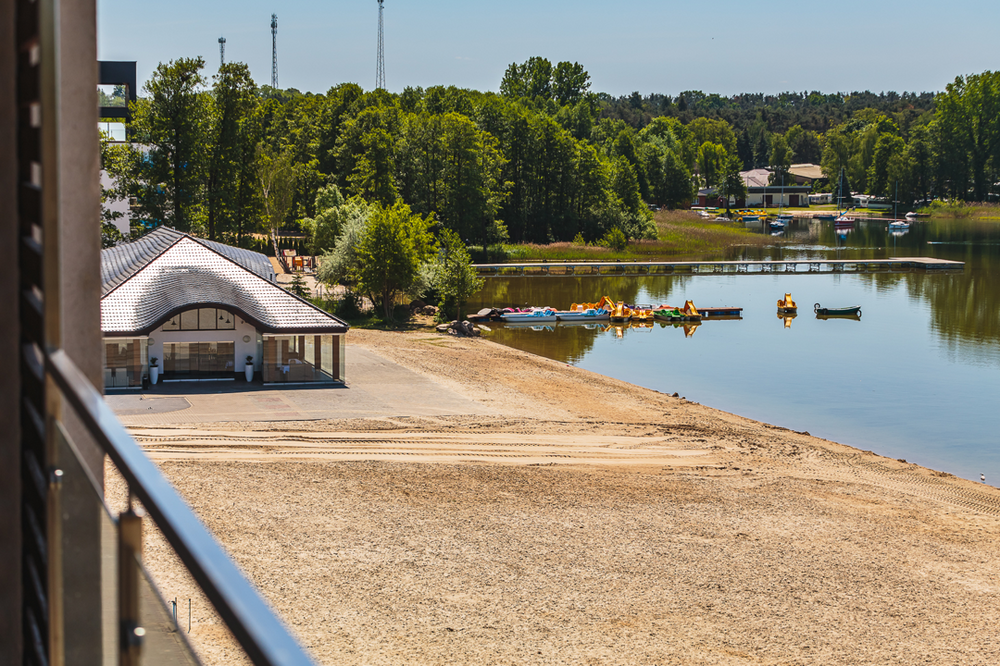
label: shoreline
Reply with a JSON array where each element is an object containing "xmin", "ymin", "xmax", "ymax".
[{"xmin": 128, "ymin": 328, "xmax": 1000, "ymax": 665}]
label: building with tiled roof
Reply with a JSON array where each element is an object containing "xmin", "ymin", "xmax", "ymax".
[{"xmin": 101, "ymin": 227, "xmax": 348, "ymax": 388}]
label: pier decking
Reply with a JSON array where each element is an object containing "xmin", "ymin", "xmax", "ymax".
[{"xmin": 473, "ymin": 257, "xmax": 964, "ymax": 277}]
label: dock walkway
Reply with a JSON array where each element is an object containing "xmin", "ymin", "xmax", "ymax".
[{"xmin": 474, "ymin": 257, "xmax": 963, "ymax": 278}]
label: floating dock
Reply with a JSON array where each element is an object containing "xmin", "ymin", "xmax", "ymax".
[{"xmin": 473, "ymin": 257, "xmax": 963, "ymax": 278}]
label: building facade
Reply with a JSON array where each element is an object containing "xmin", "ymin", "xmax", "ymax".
[{"xmin": 101, "ymin": 227, "xmax": 348, "ymax": 388}]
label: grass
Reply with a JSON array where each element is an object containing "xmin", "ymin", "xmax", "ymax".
[
  {"xmin": 495, "ymin": 210, "xmax": 778, "ymax": 262},
  {"xmin": 917, "ymin": 201, "xmax": 1000, "ymax": 220}
]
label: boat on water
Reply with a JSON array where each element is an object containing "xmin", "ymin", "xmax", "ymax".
[
  {"xmin": 815, "ymin": 213, "xmax": 836, "ymax": 221},
  {"xmin": 653, "ymin": 300, "xmax": 702, "ymax": 322},
  {"xmin": 814, "ymin": 303, "xmax": 862, "ymax": 317},
  {"xmin": 555, "ymin": 308, "xmax": 610, "ymax": 322},
  {"xmin": 500, "ymin": 308, "xmax": 557, "ymax": 323},
  {"xmin": 888, "ymin": 220, "xmax": 910, "ymax": 230},
  {"xmin": 777, "ymin": 293, "xmax": 798, "ymax": 314},
  {"xmin": 833, "ymin": 214, "xmax": 855, "ymax": 227},
  {"xmin": 905, "ymin": 211, "xmax": 918, "ymax": 219},
  {"xmin": 769, "ymin": 219, "xmax": 787, "ymax": 230}
]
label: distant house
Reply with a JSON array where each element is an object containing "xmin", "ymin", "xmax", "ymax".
[
  {"xmin": 788, "ymin": 163, "xmax": 826, "ymax": 186},
  {"xmin": 101, "ymin": 227, "xmax": 348, "ymax": 388},
  {"xmin": 739, "ymin": 169, "xmax": 811, "ymax": 207}
]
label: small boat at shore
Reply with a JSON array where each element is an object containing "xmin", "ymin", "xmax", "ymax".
[
  {"xmin": 555, "ymin": 308, "xmax": 610, "ymax": 322},
  {"xmin": 814, "ymin": 303, "xmax": 862, "ymax": 317},
  {"xmin": 888, "ymin": 220, "xmax": 911, "ymax": 230},
  {"xmin": 815, "ymin": 213, "xmax": 836, "ymax": 220},
  {"xmin": 501, "ymin": 308, "xmax": 557, "ymax": 323},
  {"xmin": 833, "ymin": 214, "xmax": 855, "ymax": 227},
  {"xmin": 654, "ymin": 300, "xmax": 702, "ymax": 322}
]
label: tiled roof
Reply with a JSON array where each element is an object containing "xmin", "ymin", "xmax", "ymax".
[
  {"xmin": 101, "ymin": 237, "xmax": 347, "ymax": 335},
  {"xmin": 101, "ymin": 226, "xmax": 276, "ymax": 295},
  {"xmin": 741, "ymin": 168, "xmax": 772, "ymax": 188}
]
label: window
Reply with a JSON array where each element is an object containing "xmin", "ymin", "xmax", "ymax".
[
  {"xmin": 163, "ymin": 307, "xmax": 236, "ymax": 331},
  {"xmin": 180, "ymin": 310, "xmax": 199, "ymax": 330}
]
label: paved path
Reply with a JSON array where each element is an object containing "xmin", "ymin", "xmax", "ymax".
[{"xmin": 108, "ymin": 345, "xmax": 488, "ymax": 426}]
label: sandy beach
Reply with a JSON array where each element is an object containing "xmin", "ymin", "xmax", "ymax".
[{"xmin": 118, "ymin": 329, "xmax": 1000, "ymax": 665}]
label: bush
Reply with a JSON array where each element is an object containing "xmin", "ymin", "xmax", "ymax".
[
  {"xmin": 600, "ymin": 227, "xmax": 628, "ymax": 251},
  {"xmin": 572, "ymin": 232, "xmax": 586, "ymax": 246}
]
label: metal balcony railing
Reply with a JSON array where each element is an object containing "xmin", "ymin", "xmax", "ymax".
[{"xmin": 45, "ymin": 348, "xmax": 316, "ymax": 666}]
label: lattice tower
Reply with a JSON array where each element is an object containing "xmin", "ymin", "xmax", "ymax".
[
  {"xmin": 271, "ymin": 14, "xmax": 278, "ymax": 88},
  {"xmin": 376, "ymin": 0, "xmax": 385, "ymax": 90},
  {"xmin": 218, "ymin": 37, "xmax": 226, "ymax": 66}
]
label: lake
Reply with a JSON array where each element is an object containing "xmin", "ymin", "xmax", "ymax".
[{"xmin": 469, "ymin": 216, "xmax": 1000, "ymax": 484}]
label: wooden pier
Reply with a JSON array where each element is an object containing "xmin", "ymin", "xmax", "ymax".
[{"xmin": 473, "ymin": 257, "xmax": 964, "ymax": 278}]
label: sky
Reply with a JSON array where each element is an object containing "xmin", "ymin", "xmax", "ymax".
[{"xmin": 98, "ymin": 0, "xmax": 1000, "ymax": 98}]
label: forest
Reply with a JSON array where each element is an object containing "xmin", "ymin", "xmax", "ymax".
[{"xmin": 103, "ymin": 57, "xmax": 1000, "ymax": 256}]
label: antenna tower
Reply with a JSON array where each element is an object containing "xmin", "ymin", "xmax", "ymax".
[
  {"xmin": 218, "ymin": 37, "xmax": 226, "ymax": 66},
  {"xmin": 270, "ymin": 13, "xmax": 278, "ymax": 88},
  {"xmin": 375, "ymin": 0, "xmax": 385, "ymax": 90}
]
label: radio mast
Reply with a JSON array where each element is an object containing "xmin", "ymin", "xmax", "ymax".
[
  {"xmin": 218, "ymin": 36, "xmax": 226, "ymax": 66},
  {"xmin": 375, "ymin": 0, "xmax": 385, "ymax": 90},
  {"xmin": 270, "ymin": 14, "xmax": 279, "ymax": 88}
]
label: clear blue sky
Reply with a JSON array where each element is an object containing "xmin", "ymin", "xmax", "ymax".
[{"xmin": 98, "ymin": 0, "xmax": 1000, "ymax": 97}]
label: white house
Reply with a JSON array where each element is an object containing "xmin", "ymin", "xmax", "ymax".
[{"xmin": 101, "ymin": 227, "xmax": 348, "ymax": 388}]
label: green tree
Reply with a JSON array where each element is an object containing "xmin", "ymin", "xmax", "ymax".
[
  {"xmin": 430, "ymin": 229, "xmax": 485, "ymax": 321},
  {"xmin": 867, "ymin": 133, "xmax": 905, "ymax": 197},
  {"xmin": 551, "ymin": 61, "xmax": 591, "ymax": 105},
  {"xmin": 355, "ymin": 201, "xmax": 433, "ymax": 320},
  {"xmin": 258, "ymin": 145, "xmax": 297, "ymax": 272},
  {"xmin": 287, "ymin": 272, "xmax": 310, "ymax": 299},
  {"xmin": 768, "ymin": 134, "xmax": 792, "ymax": 185},
  {"xmin": 207, "ymin": 62, "xmax": 260, "ymax": 241},
  {"xmin": 500, "ymin": 57, "xmax": 553, "ymax": 100},
  {"xmin": 718, "ymin": 153, "xmax": 747, "ymax": 214},
  {"xmin": 935, "ymin": 71, "xmax": 1000, "ymax": 200},
  {"xmin": 129, "ymin": 57, "xmax": 210, "ymax": 231},
  {"xmin": 349, "ymin": 127, "xmax": 398, "ymax": 204},
  {"xmin": 697, "ymin": 142, "xmax": 727, "ymax": 188},
  {"xmin": 300, "ymin": 184, "xmax": 349, "ymax": 254},
  {"xmin": 658, "ymin": 148, "xmax": 694, "ymax": 209}
]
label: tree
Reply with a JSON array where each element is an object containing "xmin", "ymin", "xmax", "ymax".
[
  {"xmin": 500, "ymin": 57, "xmax": 553, "ymax": 100},
  {"xmin": 768, "ymin": 134, "xmax": 792, "ymax": 186},
  {"xmin": 300, "ymin": 184, "xmax": 348, "ymax": 255},
  {"xmin": 718, "ymin": 154, "xmax": 747, "ymax": 214},
  {"xmin": 129, "ymin": 57, "xmax": 210, "ymax": 231},
  {"xmin": 430, "ymin": 229, "xmax": 484, "ymax": 321},
  {"xmin": 697, "ymin": 142, "xmax": 727, "ymax": 188},
  {"xmin": 935, "ymin": 71, "xmax": 1000, "ymax": 201},
  {"xmin": 658, "ymin": 149, "xmax": 694, "ymax": 210},
  {"xmin": 349, "ymin": 127, "xmax": 398, "ymax": 204},
  {"xmin": 207, "ymin": 63, "xmax": 261, "ymax": 242},
  {"xmin": 867, "ymin": 133, "xmax": 905, "ymax": 197},
  {"xmin": 354, "ymin": 201, "xmax": 433, "ymax": 320},
  {"xmin": 258, "ymin": 145, "xmax": 297, "ymax": 272},
  {"xmin": 551, "ymin": 61, "xmax": 591, "ymax": 106},
  {"xmin": 287, "ymin": 272, "xmax": 310, "ymax": 299}
]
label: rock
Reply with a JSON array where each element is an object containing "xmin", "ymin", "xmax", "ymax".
[{"xmin": 435, "ymin": 323, "xmax": 451, "ymax": 333}]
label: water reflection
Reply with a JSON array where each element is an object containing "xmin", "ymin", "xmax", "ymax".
[{"xmin": 469, "ymin": 216, "xmax": 1000, "ymax": 482}]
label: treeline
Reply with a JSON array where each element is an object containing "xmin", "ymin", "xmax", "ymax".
[{"xmin": 103, "ymin": 58, "xmax": 1000, "ymax": 254}]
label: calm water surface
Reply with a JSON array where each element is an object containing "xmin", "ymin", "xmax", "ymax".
[{"xmin": 470, "ymin": 217, "xmax": 1000, "ymax": 484}]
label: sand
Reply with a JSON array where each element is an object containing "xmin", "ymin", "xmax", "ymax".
[{"xmin": 119, "ymin": 329, "xmax": 1000, "ymax": 665}]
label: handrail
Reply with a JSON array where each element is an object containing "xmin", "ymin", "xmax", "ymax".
[{"xmin": 46, "ymin": 349, "xmax": 316, "ymax": 666}]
